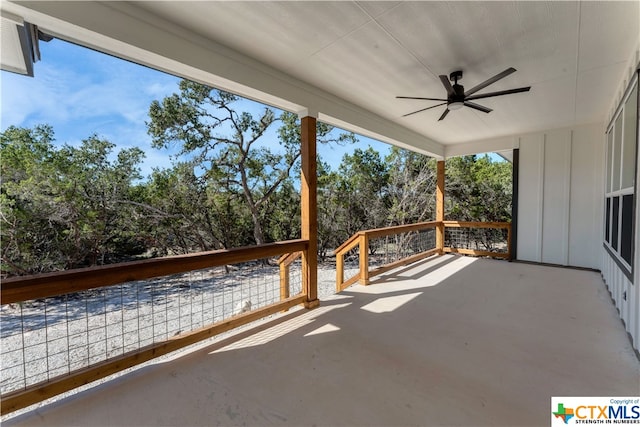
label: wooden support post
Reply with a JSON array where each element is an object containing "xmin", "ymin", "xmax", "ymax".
[
  {"xmin": 300, "ymin": 115, "xmax": 319, "ymax": 308},
  {"xmin": 359, "ymin": 233, "xmax": 370, "ymax": 285},
  {"xmin": 436, "ymin": 160, "xmax": 445, "ymax": 254},
  {"xmin": 336, "ymin": 253, "xmax": 344, "ymax": 293}
]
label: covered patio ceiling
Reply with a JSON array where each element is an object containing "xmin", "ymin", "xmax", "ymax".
[{"xmin": 3, "ymin": 1, "xmax": 640, "ymax": 157}]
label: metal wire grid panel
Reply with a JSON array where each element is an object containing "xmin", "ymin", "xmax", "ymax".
[
  {"xmin": 0, "ymin": 258, "xmax": 302, "ymax": 395},
  {"xmin": 369, "ymin": 229, "xmax": 436, "ymax": 267},
  {"xmin": 444, "ymin": 227, "xmax": 509, "ymax": 254},
  {"xmin": 339, "ymin": 243, "xmax": 361, "ymax": 284}
]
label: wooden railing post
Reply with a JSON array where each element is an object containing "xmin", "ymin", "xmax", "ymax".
[
  {"xmin": 336, "ymin": 252, "xmax": 344, "ymax": 292},
  {"xmin": 436, "ymin": 160, "xmax": 445, "ymax": 254},
  {"xmin": 300, "ymin": 115, "xmax": 319, "ymax": 308},
  {"xmin": 359, "ymin": 233, "xmax": 370, "ymax": 285},
  {"xmin": 279, "ymin": 262, "xmax": 289, "ymax": 300}
]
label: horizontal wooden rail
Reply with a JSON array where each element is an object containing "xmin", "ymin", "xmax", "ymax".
[
  {"xmin": 443, "ymin": 220, "xmax": 511, "ymax": 229},
  {"xmin": 2, "ymin": 240, "xmax": 308, "ymax": 305},
  {"xmin": 443, "ymin": 247, "xmax": 509, "ymax": 259},
  {"xmin": 443, "ymin": 221, "xmax": 511, "ymax": 259},
  {"xmin": 1, "ymin": 294, "xmax": 306, "ymax": 415},
  {"xmin": 334, "ymin": 232, "xmax": 362, "ymax": 254}
]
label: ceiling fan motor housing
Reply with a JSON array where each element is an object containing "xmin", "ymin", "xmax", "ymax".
[{"xmin": 449, "ymin": 71, "xmax": 465, "ymax": 102}]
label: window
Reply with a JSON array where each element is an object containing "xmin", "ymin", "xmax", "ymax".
[{"xmin": 604, "ymin": 76, "xmax": 637, "ymax": 280}]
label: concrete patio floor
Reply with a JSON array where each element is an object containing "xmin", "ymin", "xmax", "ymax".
[{"xmin": 5, "ymin": 254, "xmax": 639, "ymax": 426}]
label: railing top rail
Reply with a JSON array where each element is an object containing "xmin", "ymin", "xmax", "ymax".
[
  {"xmin": 278, "ymin": 251, "xmax": 302, "ymax": 266},
  {"xmin": 366, "ymin": 221, "xmax": 438, "ymax": 239},
  {"xmin": 443, "ymin": 220, "xmax": 511, "ymax": 229},
  {"xmin": 2, "ymin": 239, "xmax": 309, "ymax": 305},
  {"xmin": 334, "ymin": 232, "xmax": 364, "ymax": 254},
  {"xmin": 335, "ymin": 221, "xmax": 439, "ymax": 254}
]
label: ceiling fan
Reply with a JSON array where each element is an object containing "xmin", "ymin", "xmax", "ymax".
[{"xmin": 397, "ymin": 67, "xmax": 531, "ymax": 121}]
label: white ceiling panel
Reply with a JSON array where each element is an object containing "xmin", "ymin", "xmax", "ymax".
[
  {"xmin": 575, "ymin": 62, "xmax": 629, "ymax": 122},
  {"xmin": 578, "ymin": 1, "xmax": 640, "ymax": 72},
  {"xmin": 134, "ymin": 1, "xmax": 372, "ymax": 73}
]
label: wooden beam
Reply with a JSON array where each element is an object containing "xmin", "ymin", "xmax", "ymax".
[
  {"xmin": 443, "ymin": 247, "xmax": 510, "ymax": 259},
  {"xmin": 442, "ymin": 221, "xmax": 510, "ymax": 229},
  {"xmin": 300, "ymin": 116, "xmax": 319, "ymax": 308},
  {"xmin": 436, "ymin": 160, "xmax": 445, "ymax": 254}
]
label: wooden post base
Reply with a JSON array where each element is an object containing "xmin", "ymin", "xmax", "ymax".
[{"xmin": 303, "ymin": 299, "xmax": 320, "ymax": 309}]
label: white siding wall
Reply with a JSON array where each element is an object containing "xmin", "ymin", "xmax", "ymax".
[
  {"xmin": 517, "ymin": 123, "xmax": 604, "ymax": 269},
  {"xmin": 602, "ymin": 253, "xmax": 636, "ymax": 347}
]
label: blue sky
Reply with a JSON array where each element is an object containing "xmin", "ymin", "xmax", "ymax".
[{"xmin": 1, "ymin": 38, "xmax": 393, "ymax": 179}]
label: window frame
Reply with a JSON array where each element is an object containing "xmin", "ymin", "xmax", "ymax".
[{"xmin": 604, "ymin": 72, "xmax": 638, "ymax": 282}]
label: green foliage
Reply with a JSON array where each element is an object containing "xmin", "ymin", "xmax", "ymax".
[
  {"xmin": 385, "ymin": 147, "xmax": 437, "ymax": 225},
  {"xmin": 1, "ymin": 126, "xmax": 145, "ymax": 275},
  {"xmin": 335, "ymin": 147, "xmax": 389, "ymax": 234},
  {"xmin": 445, "ymin": 154, "xmax": 512, "ymax": 222},
  {"xmin": 2, "ymin": 84, "xmax": 511, "ymax": 276},
  {"xmin": 147, "ymin": 80, "xmax": 356, "ymax": 245}
]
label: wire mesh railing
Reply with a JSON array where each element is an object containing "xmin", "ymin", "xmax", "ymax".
[
  {"xmin": 369, "ymin": 229, "xmax": 436, "ymax": 267},
  {"xmin": 334, "ymin": 221, "xmax": 511, "ymax": 291},
  {"xmin": 1, "ymin": 262, "xmax": 302, "ymax": 396},
  {"xmin": 335, "ymin": 222, "xmax": 439, "ymax": 291},
  {"xmin": 443, "ymin": 221, "xmax": 511, "ymax": 259},
  {"xmin": 1, "ymin": 240, "xmax": 308, "ymax": 415}
]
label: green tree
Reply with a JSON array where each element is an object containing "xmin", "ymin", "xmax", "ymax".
[
  {"xmin": 445, "ymin": 154, "xmax": 511, "ymax": 222},
  {"xmin": 1, "ymin": 125, "xmax": 145, "ymax": 275},
  {"xmin": 1, "ymin": 125, "xmax": 61, "ymax": 274},
  {"xmin": 385, "ymin": 147, "xmax": 436, "ymax": 225},
  {"xmin": 336, "ymin": 147, "xmax": 390, "ymax": 235},
  {"xmin": 147, "ymin": 80, "xmax": 355, "ymax": 245},
  {"xmin": 445, "ymin": 154, "xmax": 512, "ymax": 251},
  {"xmin": 56, "ymin": 136, "xmax": 145, "ymax": 265}
]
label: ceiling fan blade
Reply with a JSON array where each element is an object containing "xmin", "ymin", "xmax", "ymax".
[
  {"xmin": 396, "ymin": 96, "xmax": 448, "ymax": 102},
  {"xmin": 464, "ymin": 67, "xmax": 516, "ymax": 96},
  {"xmin": 465, "ymin": 86, "xmax": 531, "ymax": 101},
  {"xmin": 438, "ymin": 108, "xmax": 450, "ymax": 121},
  {"xmin": 402, "ymin": 102, "xmax": 447, "ymax": 117},
  {"xmin": 439, "ymin": 75, "xmax": 455, "ymax": 96},
  {"xmin": 463, "ymin": 101, "xmax": 492, "ymax": 113}
]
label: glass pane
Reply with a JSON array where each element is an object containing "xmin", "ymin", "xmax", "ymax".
[
  {"xmin": 606, "ymin": 130, "xmax": 613, "ymax": 193},
  {"xmin": 622, "ymin": 82, "xmax": 638, "ymax": 189},
  {"xmin": 613, "ymin": 115, "xmax": 623, "ymax": 191},
  {"xmin": 621, "ymin": 194, "xmax": 634, "ymax": 266},
  {"xmin": 605, "ymin": 197, "xmax": 611, "ymax": 243},
  {"xmin": 612, "ymin": 196, "xmax": 620, "ymax": 251}
]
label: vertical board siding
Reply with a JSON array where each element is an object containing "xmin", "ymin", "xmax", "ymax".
[
  {"xmin": 542, "ymin": 129, "xmax": 571, "ymax": 264},
  {"xmin": 517, "ymin": 133, "xmax": 545, "ymax": 262},
  {"xmin": 517, "ymin": 124, "xmax": 603, "ymax": 268},
  {"xmin": 570, "ymin": 124, "xmax": 605, "ymax": 268}
]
